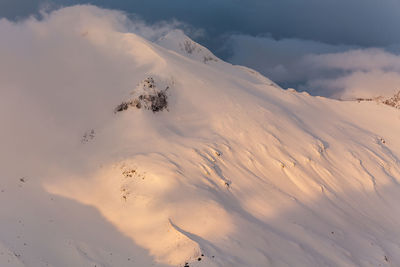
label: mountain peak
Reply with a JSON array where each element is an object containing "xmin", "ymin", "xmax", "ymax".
[{"xmin": 157, "ymin": 30, "xmax": 219, "ymax": 64}]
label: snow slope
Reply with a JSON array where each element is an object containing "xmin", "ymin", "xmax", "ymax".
[{"xmin": 1, "ymin": 5, "xmax": 400, "ymax": 267}]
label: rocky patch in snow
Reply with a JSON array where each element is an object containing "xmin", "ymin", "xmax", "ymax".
[
  {"xmin": 115, "ymin": 77, "xmax": 169, "ymax": 113},
  {"xmin": 355, "ymin": 90, "xmax": 400, "ymax": 109},
  {"xmin": 81, "ymin": 129, "xmax": 95, "ymax": 144},
  {"xmin": 382, "ymin": 90, "xmax": 400, "ymax": 108}
]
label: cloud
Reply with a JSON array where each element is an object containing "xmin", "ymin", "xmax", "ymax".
[
  {"xmin": 3, "ymin": 1, "xmax": 400, "ymax": 100},
  {"xmin": 302, "ymin": 49, "xmax": 400, "ymax": 98},
  {"xmin": 3, "ymin": 0, "xmax": 400, "ymax": 48},
  {"xmin": 226, "ymin": 35, "xmax": 352, "ymax": 84},
  {"xmin": 0, "ymin": 5, "xmax": 185, "ymax": 177},
  {"xmin": 2, "ymin": 2, "xmax": 400, "ymax": 103},
  {"xmin": 227, "ymin": 34, "xmax": 400, "ymax": 99}
]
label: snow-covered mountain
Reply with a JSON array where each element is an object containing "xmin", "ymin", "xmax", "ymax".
[{"xmin": 1, "ymin": 5, "xmax": 400, "ymax": 267}]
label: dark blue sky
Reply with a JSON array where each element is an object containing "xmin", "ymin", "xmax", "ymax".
[{"xmin": 2, "ymin": 0, "xmax": 400, "ymax": 49}]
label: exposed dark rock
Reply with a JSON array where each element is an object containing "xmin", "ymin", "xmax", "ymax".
[{"xmin": 114, "ymin": 77, "xmax": 169, "ymax": 114}]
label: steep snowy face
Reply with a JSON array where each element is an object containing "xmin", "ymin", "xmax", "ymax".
[{"xmin": 1, "ymin": 5, "xmax": 400, "ymax": 267}]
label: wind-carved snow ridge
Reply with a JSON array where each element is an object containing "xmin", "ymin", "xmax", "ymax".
[{"xmin": 2, "ymin": 5, "xmax": 400, "ymax": 267}]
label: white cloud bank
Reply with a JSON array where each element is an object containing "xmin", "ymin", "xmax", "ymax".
[
  {"xmin": 0, "ymin": 5, "xmax": 184, "ymax": 178},
  {"xmin": 228, "ymin": 35, "xmax": 400, "ymax": 99}
]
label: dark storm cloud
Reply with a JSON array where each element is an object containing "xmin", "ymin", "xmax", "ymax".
[
  {"xmin": 2, "ymin": 0, "xmax": 400, "ymax": 47},
  {"xmin": 228, "ymin": 35, "xmax": 400, "ymax": 99}
]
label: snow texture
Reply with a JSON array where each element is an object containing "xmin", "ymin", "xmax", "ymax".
[{"xmin": 1, "ymin": 5, "xmax": 400, "ymax": 267}]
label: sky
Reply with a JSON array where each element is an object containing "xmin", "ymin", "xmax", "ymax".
[{"xmin": 2, "ymin": 0, "xmax": 400, "ymax": 98}]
